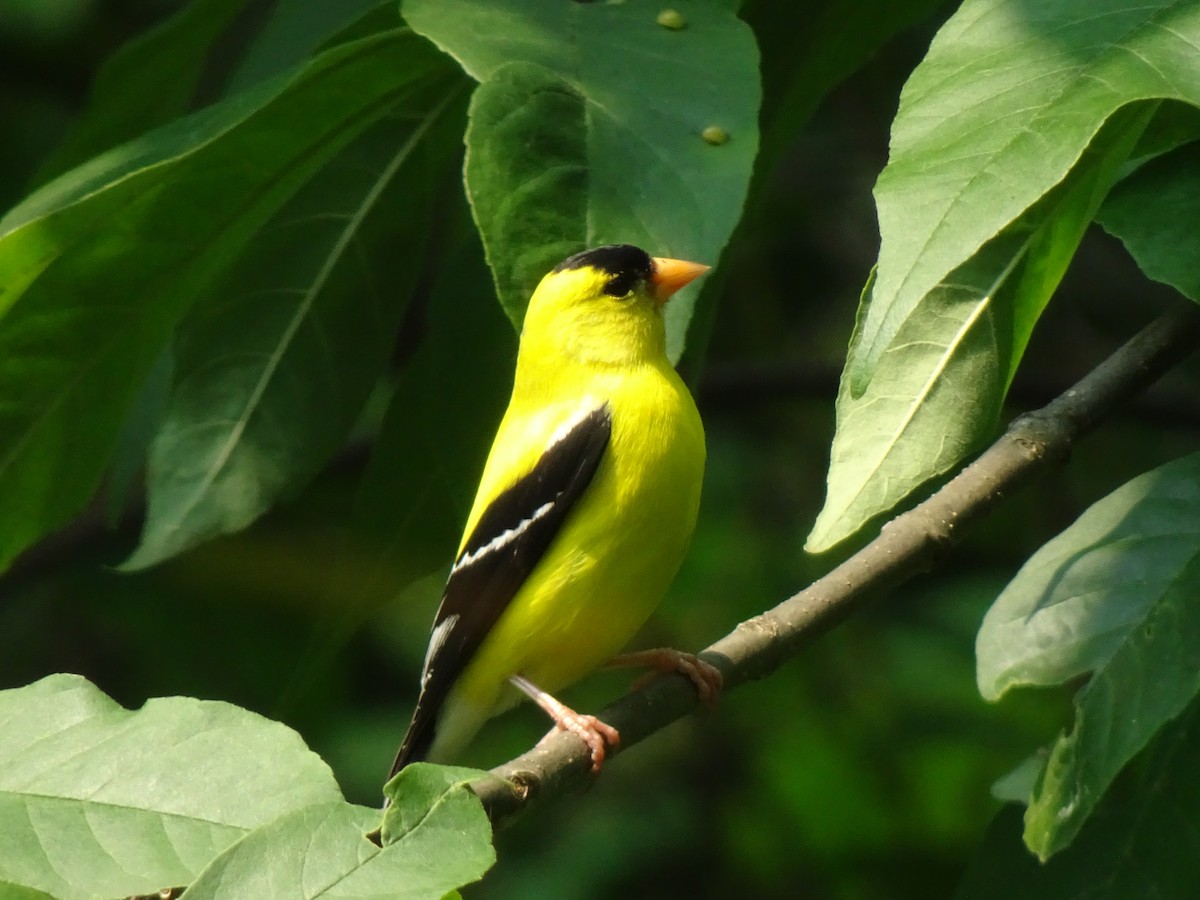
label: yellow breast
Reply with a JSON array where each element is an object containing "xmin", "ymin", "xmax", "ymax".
[{"xmin": 452, "ymin": 357, "xmax": 704, "ymax": 712}]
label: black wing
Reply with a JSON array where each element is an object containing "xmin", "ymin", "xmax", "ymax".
[{"xmin": 388, "ymin": 404, "xmax": 613, "ymax": 777}]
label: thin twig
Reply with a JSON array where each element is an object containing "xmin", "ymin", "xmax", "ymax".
[{"xmin": 472, "ymin": 302, "xmax": 1200, "ymax": 826}]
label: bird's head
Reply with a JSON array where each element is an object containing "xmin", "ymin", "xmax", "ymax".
[{"xmin": 521, "ymin": 244, "xmax": 710, "ymax": 366}]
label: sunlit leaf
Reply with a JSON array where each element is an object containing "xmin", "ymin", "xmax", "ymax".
[
  {"xmin": 379, "ymin": 762, "xmax": 492, "ymax": 851},
  {"xmin": 806, "ymin": 108, "xmax": 1152, "ymax": 552},
  {"xmin": 184, "ymin": 764, "xmax": 493, "ymax": 899},
  {"xmin": 0, "ymin": 674, "xmax": 341, "ymax": 899},
  {"xmin": 850, "ymin": 0, "xmax": 1200, "ymax": 387},
  {"xmin": 811, "ymin": 0, "xmax": 1200, "ymax": 547},
  {"xmin": 405, "ymin": 0, "xmax": 760, "ymax": 359}
]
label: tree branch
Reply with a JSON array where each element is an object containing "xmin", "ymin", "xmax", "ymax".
[{"xmin": 472, "ymin": 301, "xmax": 1200, "ymax": 826}]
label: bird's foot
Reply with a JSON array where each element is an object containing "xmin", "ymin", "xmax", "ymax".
[
  {"xmin": 511, "ymin": 673, "xmax": 620, "ymax": 772},
  {"xmin": 537, "ymin": 711, "xmax": 621, "ymax": 773},
  {"xmin": 610, "ymin": 647, "xmax": 724, "ymax": 708}
]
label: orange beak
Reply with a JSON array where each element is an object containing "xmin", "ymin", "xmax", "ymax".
[{"xmin": 651, "ymin": 256, "xmax": 710, "ymax": 303}]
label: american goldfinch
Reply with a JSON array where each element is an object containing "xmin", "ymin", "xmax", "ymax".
[{"xmin": 388, "ymin": 244, "xmax": 718, "ymax": 779}]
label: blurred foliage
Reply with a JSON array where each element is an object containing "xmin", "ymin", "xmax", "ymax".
[{"xmin": 2, "ymin": 1, "xmax": 1200, "ymax": 898}]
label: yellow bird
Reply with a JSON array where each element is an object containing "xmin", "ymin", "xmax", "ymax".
[{"xmin": 388, "ymin": 244, "xmax": 718, "ymax": 779}]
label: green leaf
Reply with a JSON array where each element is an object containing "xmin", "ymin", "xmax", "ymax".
[
  {"xmin": 676, "ymin": 0, "xmax": 946, "ymax": 377},
  {"xmin": 977, "ymin": 452, "xmax": 1200, "ymax": 697},
  {"xmin": 184, "ymin": 765, "xmax": 493, "ymax": 899},
  {"xmin": 956, "ymin": 700, "xmax": 1200, "ymax": 897},
  {"xmin": 0, "ymin": 674, "xmax": 341, "ymax": 899},
  {"xmin": 379, "ymin": 762, "xmax": 493, "ymax": 850},
  {"xmin": 849, "ymin": 0, "xmax": 1200, "ymax": 388},
  {"xmin": 31, "ymin": 0, "xmax": 250, "ymax": 184},
  {"xmin": 989, "ymin": 752, "xmax": 1046, "ymax": 805},
  {"xmin": 405, "ymin": 0, "xmax": 760, "ymax": 359},
  {"xmin": 184, "ymin": 799, "xmax": 491, "ymax": 899},
  {"xmin": 228, "ymin": 0, "xmax": 392, "ymax": 91},
  {"xmin": 0, "ymin": 883, "xmax": 56, "ymax": 900},
  {"xmin": 123, "ymin": 86, "xmax": 464, "ymax": 570},
  {"xmin": 356, "ymin": 199, "xmax": 514, "ymax": 595},
  {"xmin": 976, "ymin": 452, "xmax": 1200, "ymax": 858},
  {"xmin": 105, "ymin": 348, "xmax": 173, "ymax": 527},
  {"xmin": 806, "ymin": 106, "xmax": 1153, "ymax": 552},
  {"xmin": 1099, "ymin": 140, "xmax": 1200, "ymax": 301},
  {"xmin": 277, "ymin": 196, "xmax": 514, "ymax": 708},
  {"xmin": 745, "ymin": 0, "xmax": 946, "ymax": 178},
  {"xmin": 0, "ymin": 28, "xmax": 446, "ymax": 575},
  {"xmin": 462, "ymin": 62, "xmax": 586, "ymax": 330}
]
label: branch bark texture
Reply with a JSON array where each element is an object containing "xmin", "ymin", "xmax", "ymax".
[{"xmin": 473, "ymin": 302, "xmax": 1200, "ymax": 826}]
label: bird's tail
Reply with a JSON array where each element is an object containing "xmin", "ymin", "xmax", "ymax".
[{"xmin": 387, "ymin": 703, "xmax": 437, "ymax": 782}]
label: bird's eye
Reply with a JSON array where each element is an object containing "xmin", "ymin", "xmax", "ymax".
[{"xmin": 602, "ymin": 271, "xmax": 639, "ymax": 298}]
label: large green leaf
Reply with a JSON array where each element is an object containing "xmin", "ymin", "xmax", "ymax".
[
  {"xmin": 123, "ymin": 86, "xmax": 463, "ymax": 570},
  {"xmin": 31, "ymin": 0, "xmax": 250, "ymax": 184},
  {"xmin": 0, "ymin": 883, "xmax": 55, "ymax": 900},
  {"xmin": 806, "ymin": 106, "xmax": 1153, "ymax": 552},
  {"xmin": 351, "ymin": 227, "xmax": 514, "ymax": 607},
  {"xmin": 227, "ymin": 0, "xmax": 391, "ymax": 91},
  {"xmin": 404, "ymin": 0, "xmax": 760, "ymax": 359},
  {"xmin": 0, "ymin": 29, "xmax": 445, "ymax": 575},
  {"xmin": 342, "ymin": 206, "xmax": 511, "ymax": 599},
  {"xmin": 183, "ymin": 765, "xmax": 493, "ymax": 899},
  {"xmin": 105, "ymin": 347, "xmax": 173, "ymax": 527},
  {"xmin": 810, "ymin": 0, "xmax": 1200, "ymax": 550},
  {"xmin": 956, "ymin": 699, "xmax": 1200, "ymax": 897},
  {"xmin": 0, "ymin": 674, "xmax": 341, "ymax": 899},
  {"xmin": 976, "ymin": 452, "xmax": 1200, "ymax": 858},
  {"xmin": 1098, "ymin": 140, "xmax": 1200, "ymax": 301},
  {"xmin": 849, "ymin": 0, "xmax": 1200, "ymax": 387},
  {"xmin": 275, "ymin": 194, "xmax": 515, "ymax": 711}
]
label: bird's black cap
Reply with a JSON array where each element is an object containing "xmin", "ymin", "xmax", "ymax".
[{"xmin": 553, "ymin": 244, "xmax": 653, "ymax": 297}]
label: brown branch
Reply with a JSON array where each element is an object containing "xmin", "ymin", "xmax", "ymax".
[{"xmin": 472, "ymin": 301, "xmax": 1200, "ymax": 826}]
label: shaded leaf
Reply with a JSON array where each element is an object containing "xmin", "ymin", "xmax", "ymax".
[
  {"xmin": 977, "ymin": 452, "xmax": 1200, "ymax": 857},
  {"xmin": 104, "ymin": 347, "xmax": 173, "ymax": 527},
  {"xmin": 32, "ymin": 0, "xmax": 250, "ymax": 184},
  {"xmin": 0, "ymin": 674, "xmax": 341, "ymax": 899},
  {"xmin": 406, "ymin": 0, "xmax": 760, "ymax": 359},
  {"xmin": 355, "ymin": 196, "xmax": 514, "ymax": 600},
  {"xmin": 956, "ymin": 699, "xmax": 1200, "ymax": 897},
  {"xmin": 228, "ymin": 0, "xmax": 391, "ymax": 91},
  {"xmin": 277, "ymin": 192, "xmax": 513, "ymax": 709},
  {"xmin": 0, "ymin": 29, "xmax": 446, "ymax": 574},
  {"xmin": 123, "ymin": 85, "xmax": 463, "ymax": 570},
  {"xmin": 462, "ymin": 62, "xmax": 585, "ymax": 328},
  {"xmin": 1099, "ymin": 140, "xmax": 1200, "ymax": 301}
]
